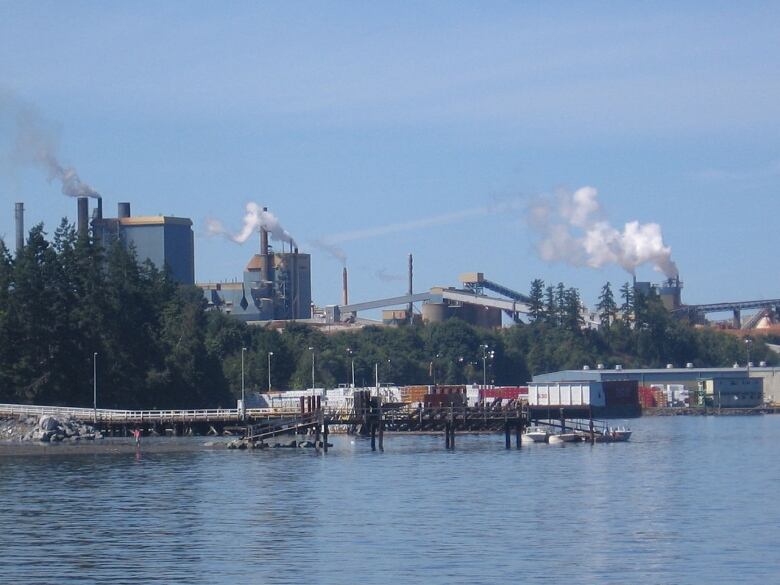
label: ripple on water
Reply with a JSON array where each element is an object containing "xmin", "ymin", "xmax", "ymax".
[{"xmin": 1, "ymin": 418, "xmax": 780, "ymax": 584}]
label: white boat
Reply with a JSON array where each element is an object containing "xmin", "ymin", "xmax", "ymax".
[
  {"xmin": 549, "ymin": 431, "xmax": 582, "ymax": 443},
  {"xmin": 610, "ymin": 426, "xmax": 632, "ymax": 442},
  {"xmin": 522, "ymin": 427, "xmax": 550, "ymax": 443},
  {"xmin": 595, "ymin": 426, "xmax": 632, "ymax": 442}
]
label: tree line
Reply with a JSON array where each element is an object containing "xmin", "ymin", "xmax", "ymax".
[{"xmin": 0, "ymin": 223, "xmax": 775, "ymax": 408}]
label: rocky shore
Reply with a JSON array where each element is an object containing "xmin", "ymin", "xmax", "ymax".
[{"xmin": 0, "ymin": 415, "xmax": 103, "ymax": 443}]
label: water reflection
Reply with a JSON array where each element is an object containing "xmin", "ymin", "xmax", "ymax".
[{"xmin": 1, "ymin": 417, "xmax": 780, "ymax": 584}]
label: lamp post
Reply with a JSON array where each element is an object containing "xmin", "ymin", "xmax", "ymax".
[
  {"xmin": 480, "ymin": 345, "xmax": 489, "ymax": 386},
  {"xmin": 308, "ymin": 346, "xmax": 315, "ymax": 392},
  {"xmin": 347, "ymin": 348, "xmax": 355, "ymax": 388},
  {"xmin": 267, "ymin": 351, "xmax": 274, "ymax": 392},
  {"xmin": 241, "ymin": 347, "xmax": 247, "ymax": 419},
  {"xmin": 93, "ymin": 352, "xmax": 98, "ymax": 423}
]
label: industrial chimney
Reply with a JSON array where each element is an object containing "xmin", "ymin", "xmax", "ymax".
[
  {"xmin": 14, "ymin": 202, "xmax": 24, "ymax": 253},
  {"xmin": 260, "ymin": 206, "xmax": 270, "ymax": 282},
  {"xmin": 77, "ymin": 197, "xmax": 89, "ymax": 236},
  {"xmin": 118, "ymin": 202, "xmax": 131, "ymax": 219},
  {"xmin": 408, "ymin": 253, "xmax": 413, "ymax": 323},
  {"xmin": 342, "ymin": 267, "xmax": 349, "ymax": 306}
]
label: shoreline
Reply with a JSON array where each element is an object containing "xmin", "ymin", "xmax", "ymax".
[{"xmin": 0, "ymin": 436, "xmax": 229, "ymax": 457}]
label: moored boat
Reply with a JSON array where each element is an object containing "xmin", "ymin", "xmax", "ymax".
[
  {"xmin": 521, "ymin": 426, "xmax": 550, "ymax": 443},
  {"xmin": 550, "ymin": 431, "xmax": 582, "ymax": 443}
]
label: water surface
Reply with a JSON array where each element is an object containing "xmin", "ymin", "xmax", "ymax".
[{"xmin": 1, "ymin": 416, "xmax": 778, "ymax": 584}]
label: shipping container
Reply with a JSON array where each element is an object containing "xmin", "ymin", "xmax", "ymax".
[
  {"xmin": 479, "ymin": 386, "xmax": 528, "ymax": 401},
  {"xmin": 528, "ymin": 382, "xmax": 605, "ymax": 407}
]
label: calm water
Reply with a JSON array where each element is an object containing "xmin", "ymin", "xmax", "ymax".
[{"xmin": 1, "ymin": 416, "xmax": 779, "ymax": 585}]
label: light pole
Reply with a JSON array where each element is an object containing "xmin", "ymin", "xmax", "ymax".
[
  {"xmin": 241, "ymin": 347, "xmax": 247, "ymax": 419},
  {"xmin": 308, "ymin": 346, "xmax": 315, "ymax": 392},
  {"xmin": 480, "ymin": 345, "xmax": 489, "ymax": 386},
  {"xmin": 93, "ymin": 352, "xmax": 98, "ymax": 423},
  {"xmin": 745, "ymin": 338, "xmax": 753, "ymax": 376},
  {"xmin": 347, "ymin": 348, "xmax": 355, "ymax": 388},
  {"xmin": 267, "ymin": 351, "xmax": 274, "ymax": 392}
]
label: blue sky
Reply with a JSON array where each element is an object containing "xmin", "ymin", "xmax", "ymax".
[{"xmin": 1, "ymin": 2, "xmax": 779, "ymax": 311}]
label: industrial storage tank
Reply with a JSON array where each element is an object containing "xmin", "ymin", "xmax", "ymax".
[{"xmin": 422, "ymin": 301, "xmax": 448, "ymax": 323}]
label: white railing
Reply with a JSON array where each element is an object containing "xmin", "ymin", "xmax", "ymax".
[
  {"xmin": 0, "ymin": 403, "xmax": 369, "ymax": 423},
  {"xmin": 0, "ymin": 403, "xmax": 286, "ymax": 423}
]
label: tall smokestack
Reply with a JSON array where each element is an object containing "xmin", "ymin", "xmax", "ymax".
[
  {"xmin": 14, "ymin": 203, "xmax": 24, "ymax": 253},
  {"xmin": 408, "ymin": 253, "xmax": 413, "ymax": 323},
  {"xmin": 94, "ymin": 196, "xmax": 103, "ymax": 220},
  {"xmin": 342, "ymin": 267, "xmax": 349, "ymax": 306},
  {"xmin": 118, "ymin": 202, "xmax": 131, "ymax": 218},
  {"xmin": 260, "ymin": 207, "xmax": 269, "ymax": 256},
  {"xmin": 77, "ymin": 197, "xmax": 89, "ymax": 236}
]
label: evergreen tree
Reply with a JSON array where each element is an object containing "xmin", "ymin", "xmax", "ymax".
[
  {"xmin": 555, "ymin": 282, "xmax": 567, "ymax": 327},
  {"xmin": 620, "ymin": 282, "xmax": 634, "ymax": 323},
  {"xmin": 562, "ymin": 287, "xmax": 584, "ymax": 332},
  {"xmin": 528, "ymin": 279, "xmax": 545, "ymax": 322},
  {"xmin": 544, "ymin": 286, "xmax": 557, "ymax": 325},
  {"xmin": 597, "ymin": 281, "xmax": 617, "ymax": 328}
]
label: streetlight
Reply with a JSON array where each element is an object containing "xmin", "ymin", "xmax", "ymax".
[
  {"xmin": 745, "ymin": 338, "xmax": 753, "ymax": 376},
  {"xmin": 267, "ymin": 351, "xmax": 274, "ymax": 392},
  {"xmin": 308, "ymin": 346, "xmax": 315, "ymax": 391},
  {"xmin": 93, "ymin": 352, "xmax": 98, "ymax": 423},
  {"xmin": 480, "ymin": 345, "xmax": 489, "ymax": 386},
  {"xmin": 347, "ymin": 348, "xmax": 355, "ymax": 388},
  {"xmin": 430, "ymin": 353, "xmax": 440, "ymax": 386},
  {"xmin": 241, "ymin": 347, "xmax": 247, "ymax": 419}
]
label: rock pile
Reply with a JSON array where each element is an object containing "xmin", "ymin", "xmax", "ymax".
[
  {"xmin": 226, "ymin": 438, "xmax": 333, "ymax": 450},
  {"xmin": 0, "ymin": 415, "xmax": 103, "ymax": 443}
]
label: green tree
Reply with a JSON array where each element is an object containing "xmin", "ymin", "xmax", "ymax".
[
  {"xmin": 528, "ymin": 279, "xmax": 545, "ymax": 322},
  {"xmin": 597, "ymin": 282, "xmax": 617, "ymax": 328},
  {"xmin": 620, "ymin": 282, "xmax": 634, "ymax": 323}
]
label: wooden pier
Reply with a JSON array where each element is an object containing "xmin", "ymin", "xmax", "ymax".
[{"xmin": 1, "ymin": 400, "xmax": 612, "ymax": 449}]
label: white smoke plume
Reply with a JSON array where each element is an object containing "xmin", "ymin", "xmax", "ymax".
[
  {"xmin": 206, "ymin": 202, "xmax": 297, "ymax": 248},
  {"xmin": 529, "ymin": 186, "xmax": 678, "ymax": 278},
  {"xmin": 1, "ymin": 91, "xmax": 100, "ymax": 198},
  {"xmin": 310, "ymin": 238, "xmax": 347, "ymax": 265}
]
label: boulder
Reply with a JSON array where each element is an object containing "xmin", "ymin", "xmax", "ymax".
[{"xmin": 38, "ymin": 416, "xmax": 60, "ymax": 432}]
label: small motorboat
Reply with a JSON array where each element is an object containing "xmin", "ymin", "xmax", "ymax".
[
  {"xmin": 595, "ymin": 426, "xmax": 632, "ymax": 442},
  {"xmin": 549, "ymin": 431, "xmax": 582, "ymax": 443},
  {"xmin": 522, "ymin": 427, "xmax": 550, "ymax": 443},
  {"xmin": 610, "ymin": 426, "xmax": 632, "ymax": 442}
]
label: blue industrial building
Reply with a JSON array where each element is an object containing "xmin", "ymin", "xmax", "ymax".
[
  {"xmin": 89, "ymin": 198, "xmax": 195, "ymax": 285},
  {"xmin": 532, "ymin": 365, "xmax": 769, "ymax": 408}
]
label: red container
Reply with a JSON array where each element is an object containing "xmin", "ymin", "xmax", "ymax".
[
  {"xmin": 480, "ymin": 386, "xmax": 527, "ymax": 400},
  {"xmin": 639, "ymin": 386, "xmax": 657, "ymax": 408}
]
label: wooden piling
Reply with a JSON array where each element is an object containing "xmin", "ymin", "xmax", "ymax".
[
  {"xmin": 515, "ymin": 420, "xmax": 522, "ymax": 449},
  {"xmin": 370, "ymin": 423, "xmax": 376, "ymax": 451},
  {"xmin": 504, "ymin": 421, "xmax": 511, "ymax": 449},
  {"xmin": 323, "ymin": 421, "xmax": 329, "ymax": 453}
]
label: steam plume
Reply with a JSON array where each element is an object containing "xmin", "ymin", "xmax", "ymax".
[
  {"xmin": 375, "ymin": 268, "xmax": 405, "ymax": 282},
  {"xmin": 206, "ymin": 202, "xmax": 297, "ymax": 248},
  {"xmin": 311, "ymin": 238, "xmax": 347, "ymax": 265},
  {"xmin": 2, "ymin": 91, "xmax": 100, "ymax": 198},
  {"xmin": 529, "ymin": 186, "xmax": 678, "ymax": 278}
]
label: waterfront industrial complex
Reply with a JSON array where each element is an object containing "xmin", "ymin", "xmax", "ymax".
[{"xmin": 8, "ymin": 196, "xmax": 780, "ymax": 414}]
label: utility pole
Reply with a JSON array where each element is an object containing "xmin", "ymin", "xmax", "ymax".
[{"xmin": 93, "ymin": 352, "xmax": 98, "ymax": 424}]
